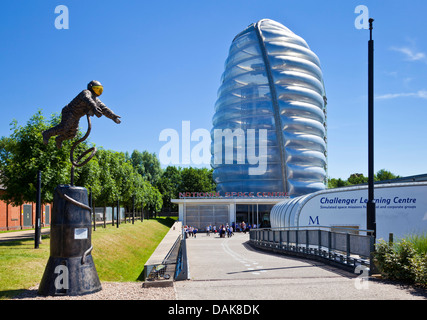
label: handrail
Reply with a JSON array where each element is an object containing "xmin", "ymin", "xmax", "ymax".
[
  {"xmin": 249, "ymin": 227, "xmax": 375, "ymax": 274},
  {"xmin": 175, "ymin": 229, "xmax": 189, "ymax": 281},
  {"xmin": 145, "ymin": 234, "xmax": 183, "ymax": 282},
  {"xmin": 162, "ymin": 234, "xmax": 182, "ymax": 264},
  {"xmin": 254, "ymin": 225, "xmax": 375, "ymax": 236}
]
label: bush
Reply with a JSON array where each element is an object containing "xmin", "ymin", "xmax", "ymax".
[
  {"xmin": 374, "ymin": 237, "xmax": 427, "ymax": 287},
  {"xmin": 406, "ymin": 233, "xmax": 427, "ymax": 255},
  {"xmin": 410, "ymin": 254, "xmax": 427, "ymax": 286}
]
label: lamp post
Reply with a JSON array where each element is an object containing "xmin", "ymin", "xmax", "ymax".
[
  {"xmin": 132, "ymin": 195, "xmax": 135, "ymax": 224},
  {"xmin": 34, "ymin": 170, "xmax": 42, "ymax": 249},
  {"xmin": 90, "ymin": 188, "xmax": 95, "ymax": 231},
  {"xmin": 117, "ymin": 198, "xmax": 120, "ymax": 228},
  {"xmin": 367, "ymin": 18, "xmax": 376, "ymax": 240}
]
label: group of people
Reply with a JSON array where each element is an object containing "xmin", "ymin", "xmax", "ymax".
[
  {"xmin": 205, "ymin": 224, "xmax": 234, "ymax": 238},
  {"xmin": 183, "ymin": 225, "xmax": 198, "ymax": 238},
  {"xmin": 183, "ymin": 221, "xmax": 259, "ymax": 239},
  {"xmin": 234, "ymin": 221, "xmax": 258, "ymax": 233}
]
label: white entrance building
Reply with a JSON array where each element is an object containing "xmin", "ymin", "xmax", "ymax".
[{"xmin": 171, "ymin": 197, "xmax": 286, "ymax": 230}]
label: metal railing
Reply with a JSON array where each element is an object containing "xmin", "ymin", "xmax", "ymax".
[
  {"xmin": 175, "ymin": 229, "xmax": 189, "ymax": 281},
  {"xmin": 145, "ymin": 234, "xmax": 182, "ymax": 281},
  {"xmin": 249, "ymin": 226, "xmax": 375, "ymax": 273}
]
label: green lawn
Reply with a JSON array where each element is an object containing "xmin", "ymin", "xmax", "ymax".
[{"xmin": 0, "ymin": 217, "xmax": 176, "ymax": 299}]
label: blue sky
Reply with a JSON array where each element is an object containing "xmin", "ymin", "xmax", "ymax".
[{"xmin": 1, "ymin": 0, "xmax": 427, "ymax": 180}]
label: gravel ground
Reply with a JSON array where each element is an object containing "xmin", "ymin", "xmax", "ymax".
[{"xmin": 12, "ymin": 282, "xmax": 177, "ymax": 300}]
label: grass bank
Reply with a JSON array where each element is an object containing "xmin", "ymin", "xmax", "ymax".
[{"xmin": 0, "ymin": 217, "xmax": 176, "ymax": 299}]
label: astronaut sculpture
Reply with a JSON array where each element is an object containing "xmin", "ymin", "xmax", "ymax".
[
  {"xmin": 38, "ymin": 80, "xmax": 120, "ymax": 296},
  {"xmin": 42, "ymin": 80, "xmax": 121, "ymax": 149}
]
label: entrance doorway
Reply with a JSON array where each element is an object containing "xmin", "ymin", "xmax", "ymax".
[
  {"xmin": 23, "ymin": 204, "xmax": 32, "ymax": 227},
  {"xmin": 236, "ymin": 205, "xmax": 254, "ymax": 230},
  {"xmin": 45, "ymin": 205, "xmax": 50, "ymax": 225},
  {"xmin": 236, "ymin": 204, "xmax": 273, "ymax": 229},
  {"xmin": 258, "ymin": 204, "xmax": 273, "ymax": 228}
]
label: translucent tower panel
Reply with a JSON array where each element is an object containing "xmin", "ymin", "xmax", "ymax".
[{"xmin": 211, "ymin": 19, "xmax": 327, "ymax": 197}]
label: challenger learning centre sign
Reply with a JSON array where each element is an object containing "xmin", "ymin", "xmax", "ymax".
[
  {"xmin": 320, "ymin": 195, "xmax": 417, "ymax": 209},
  {"xmin": 298, "ymin": 183, "xmax": 427, "ymax": 240}
]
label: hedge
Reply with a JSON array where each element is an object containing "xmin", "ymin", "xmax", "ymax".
[{"xmin": 374, "ymin": 236, "xmax": 427, "ymax": 287}]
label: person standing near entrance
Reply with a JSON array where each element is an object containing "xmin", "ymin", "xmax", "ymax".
[
  {"xmin": 227, "ymin": 225, "xmax": 233, "ymax": 237},
  {"xmin": 241, "ymin": 221, "xmax": 246, "ymax": 234}
]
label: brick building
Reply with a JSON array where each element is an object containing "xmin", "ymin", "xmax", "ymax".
[{"xmin": 0, "ymin": 186, "xmax": 51, "ymax": 231}]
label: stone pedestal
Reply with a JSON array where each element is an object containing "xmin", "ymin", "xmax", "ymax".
[{"xmin": 38, "ymin": 185, "xmax": 101, "ymax": 296}]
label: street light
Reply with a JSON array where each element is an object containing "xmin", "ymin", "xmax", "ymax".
[
  {"xmin": 34, "ymin": 170, "xmax": 42, "ymax": 249},
  {"xmin": 367, "ymin": 18, "xmax": 376, "ymax": 240}
]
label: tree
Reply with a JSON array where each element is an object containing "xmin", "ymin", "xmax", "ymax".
[
  {"xmin": 0, "ymin": 110, "xmax": 88, "ymax": 205},
  {"xmin": 131, "ymin": 172, "xmax": 150, "ymax": 211},
  {"xmin": 179, "ymin": 167, "xmax": 216, "ymax": 193},
  {"xmin": 328, "ymin": 178, "xmax": 350, "ymax": 189},
  {"xmin": 130, "ymin": 149, "xmax": 144, "ymax": 176},
  {"xmin": 94, "ymin": 148, "xmax": 163, "ymax": 217},
  {"xmin": 376, "ymin": 169, "xmax": 400, "ymax": 181},
  {"xmin": 157, "ymin": 166, "xmax": 181, "ymax": 211},
  {"xmin": 130, "ymin": 150, "xmax": 162, "ymax": 185},
  {"xmin": 109, "ymin": 151, "xmax": 133, "ymax": 202},
  {"xmin": 74, "ymin": 150, "xmax": 101, "ymax": 200},
  {"xmin": 0, "ymin": 110, "xmax": 166, "ymax": 219},
  {"xmin": 95, "ymin": 149, "xmax": 119, "ymax": 207},
  {"xmin": 144, "ymin": 184, "xmax": 163, "ymax": 218},
  {"xmin": 348, "ymin": 173, "xmax": 368, "ymax": 185},
  {"xmin": 328, "ymin": 169, "xmax": 401, "ymax": 189},
  {"xmin": 156, "ymin": 166, "xmax": 217, "ymax": 212}
]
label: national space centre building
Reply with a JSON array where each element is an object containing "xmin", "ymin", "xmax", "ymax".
[
  {"xmin": 173, "ymin": 19, "xmax": 427, "ymax": 240},
  {"xmin": 173, "ymin": 19, "xmax": 327, "ymax": 229}
]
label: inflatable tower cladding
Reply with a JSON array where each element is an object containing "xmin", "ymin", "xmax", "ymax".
[{"xmin": 211, "ymin": 19, "xmax": 328, "ymax": 197}]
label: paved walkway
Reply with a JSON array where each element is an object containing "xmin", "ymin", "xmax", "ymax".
[
  {"xmin": 174, "ymin": 232, "xmax": 426, "ymax": 300},
  {"xmin": 0, "ymin": 228, "xmax": 50, "ymax": 242},
  {"xmin": 0, "ymin": 221, "xmax": 110, "ymax": 242}
]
